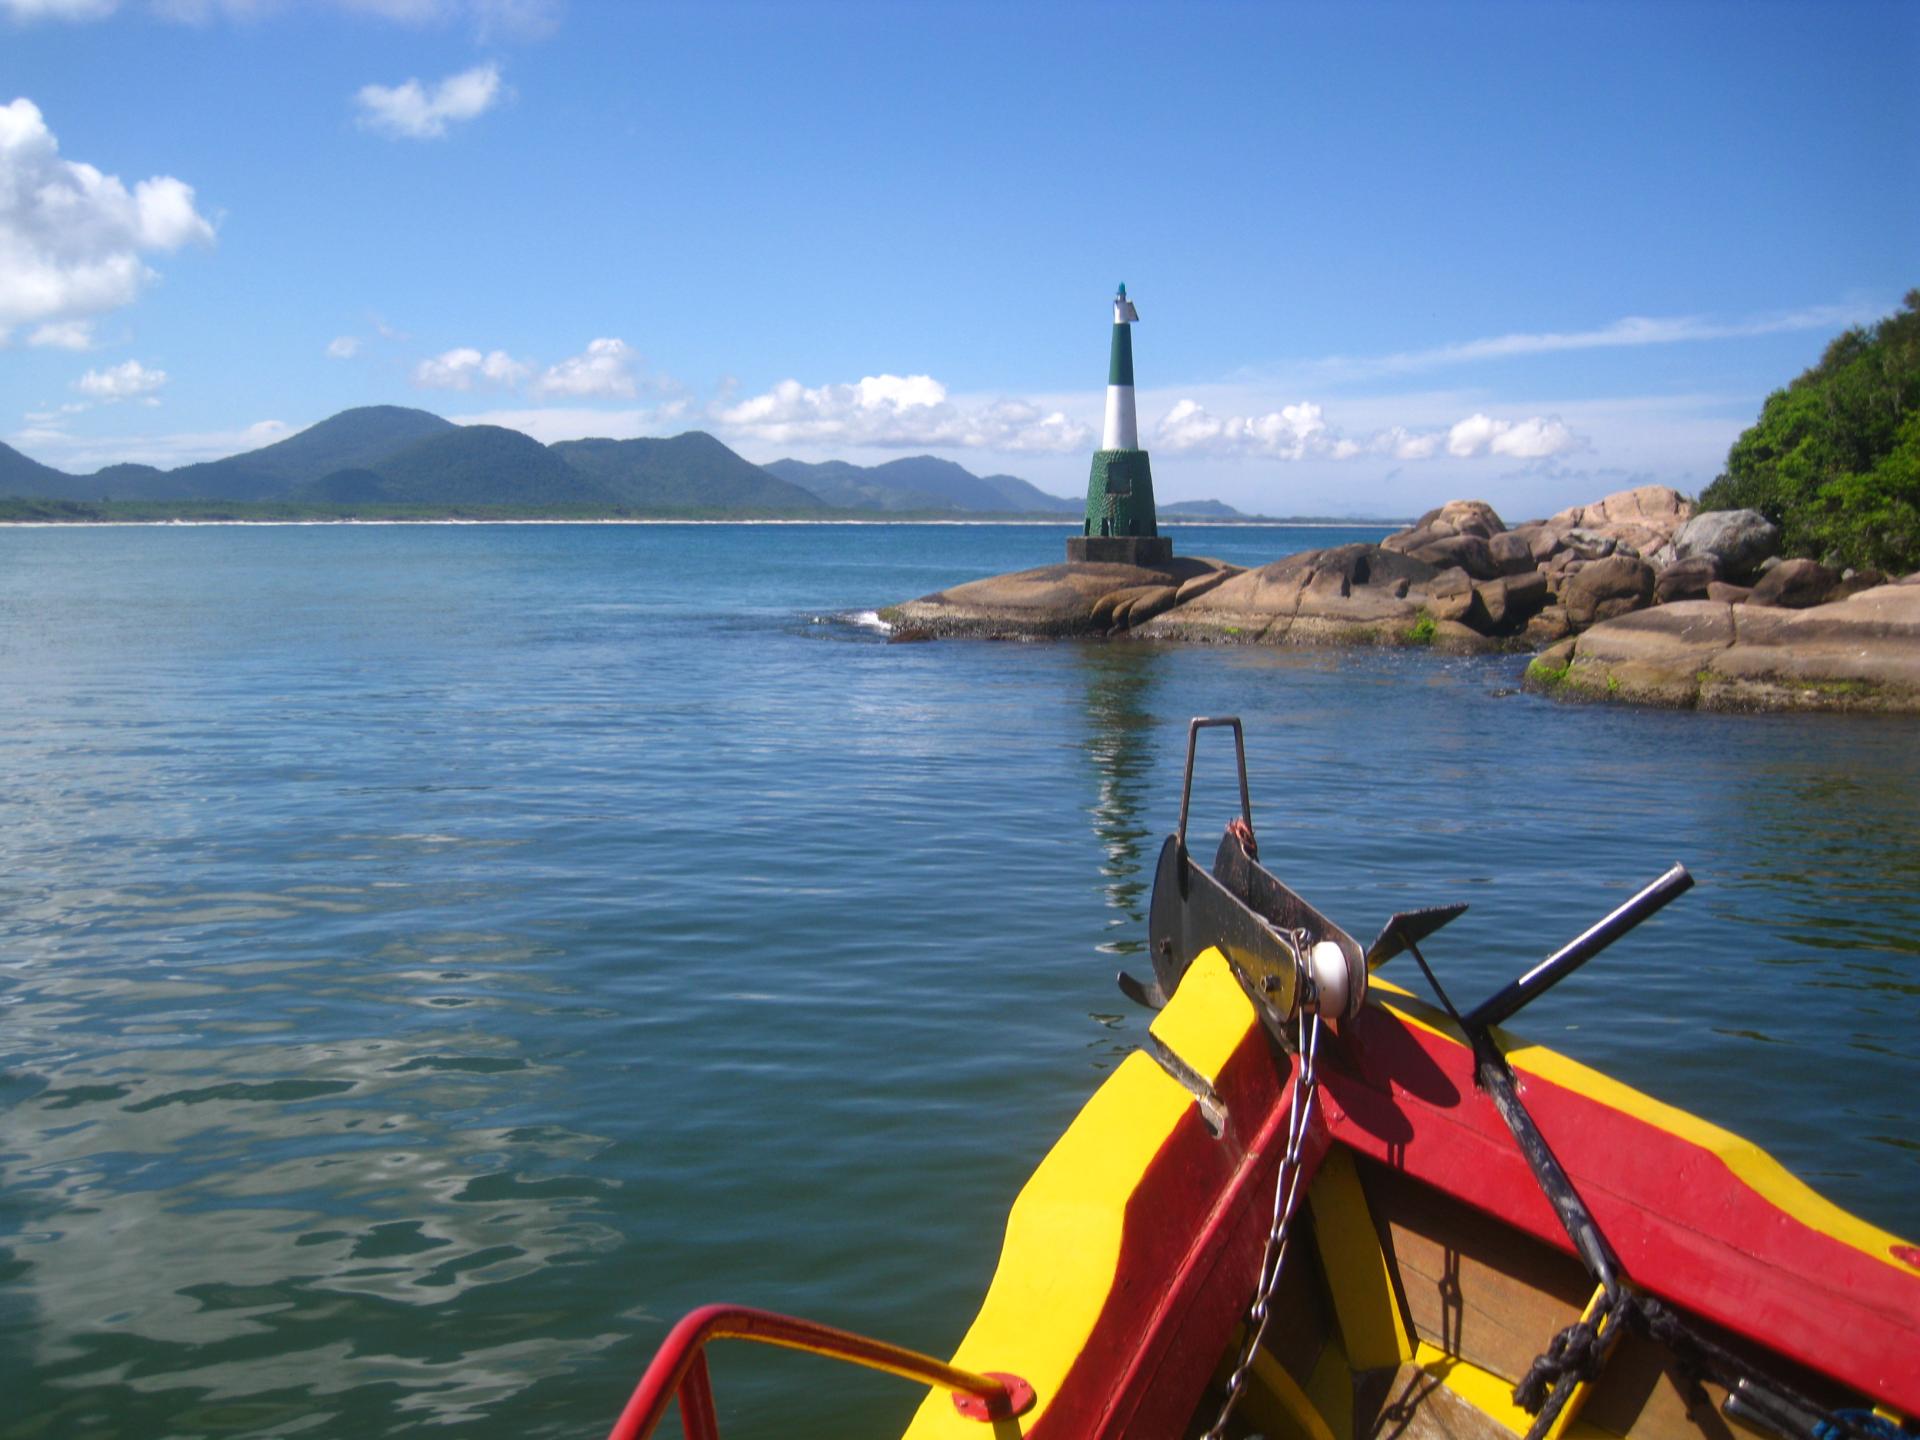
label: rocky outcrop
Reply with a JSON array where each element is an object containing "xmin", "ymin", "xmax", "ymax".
[
  {"xmin": 1547, "ymin": 485, "xmax": 1694, "ymax": 559},
  {"xmin": 879, "ymin": 486, "xmax": 1920, "ymax": 712},
  {"xmin": 880, "ymin": 555, "xmax": 1238, "ymax": 639},
  {"xmin": 1135, "ymin": 543, "xmax": 1437, "ymax": 647},
  {"xmin": 1524, "ymin": 580, "xmax": 1920, "ymax": 711}
]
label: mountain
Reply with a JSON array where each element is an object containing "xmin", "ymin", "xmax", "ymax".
[
  {"xmin": 551, "ymin": 432, "xmax": 825, "ymax": 511},
  {"xmin": 358, "ymin": 426, "xmax": 616, "ymax": 507},
  {"xmin": 979, "ymin": 472, "xmax": 1080, "ymax": 514},
  {"xmin": 763, "ymin": 458, "xmax": 936, "ymax": 511},
  {"xmin": 0, "ymin": 441, "xmax": 89, "ymax": 499},
  {"xmin": 2, "ymin": 411, "xmax": 1095, "ymax": 518},
  {"xmin": 764, "ymin": 455, "xmax": 1078, "ymax": 513},
  {"xmin": 164, "ymin": 405, "xmax": 459, "ymax": 500},
  {"xmin": 1159, "ymin": 498, "xmax": 1247, "ymax": 519}
]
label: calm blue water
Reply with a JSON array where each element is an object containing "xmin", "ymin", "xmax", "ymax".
[{"xmin": 1, "ymin": 522, "xmax": 1914, "ymax": 1438}]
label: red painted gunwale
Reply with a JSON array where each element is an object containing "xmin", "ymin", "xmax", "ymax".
[
  {"xmin": 1026, "ymin": 996, "xmax": 1919, "ymax": 1436},
  {"xmin": 1320, "ymin": 998, "xmax": 1920, "ymax": 1413}
]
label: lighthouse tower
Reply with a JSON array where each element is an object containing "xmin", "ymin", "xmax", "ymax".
[{"xmin": 1067, "ymin": 283, "xmax": 1172, "ymax": 565}]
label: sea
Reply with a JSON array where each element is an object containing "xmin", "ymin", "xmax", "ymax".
[{"xmin": 1, "ymin": 521, "xmax": 1914, "ymax": 1439}]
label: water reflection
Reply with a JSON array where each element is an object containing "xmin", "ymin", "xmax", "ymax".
[{"xmin": 1071, "ymin": 645, "xmax": 1163, "ymax": 955}]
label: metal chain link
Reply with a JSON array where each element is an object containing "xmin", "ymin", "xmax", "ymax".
[{"xmin": 1203, "ymin": 934, "xmax": 1323, "ymax": 1440}]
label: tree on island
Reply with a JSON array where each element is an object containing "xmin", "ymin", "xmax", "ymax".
[{"xmin": 1701, "ymin": 289, "xmax": 1919, "ymax": 573}]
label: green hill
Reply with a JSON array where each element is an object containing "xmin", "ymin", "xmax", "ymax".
[
  {"xmin": 764, "ymin": 455, "xmax": 1077, "ymax": 513},
  {"xmin": 979, "ymin": 471, "xmax": 1079, "ymax": 514},
  {"xmin": 551, "ymin": 432, "xmax": 825, "ymax": 511},
  {"xmin": 1699, "ymin": 290, "xmax": 1920, "ymax": 573},
  {"xmin": 164, "ymin": 406, "xmax": 457, "ymax": 500},
  {"xmin": 0, "ymin": 441, "xmax": 89, "ymax": 500},
  {"xmin": 369, "ymin": 426, "xmax": 616, "ymax": 508}
]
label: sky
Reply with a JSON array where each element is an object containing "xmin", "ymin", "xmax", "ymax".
[{"xmin": 2, "ymin": 0, "xmax": 1915, "ymax": 519}]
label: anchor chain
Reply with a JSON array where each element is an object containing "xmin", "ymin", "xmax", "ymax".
[{"xmin": 1203, "ymin": 946, "xmax": 1323, "ymax": 1440}]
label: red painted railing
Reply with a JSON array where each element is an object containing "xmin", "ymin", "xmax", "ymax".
[{"xmin": 606, "ymin": 1304, "xmax": 1036, "ymax": 1440}]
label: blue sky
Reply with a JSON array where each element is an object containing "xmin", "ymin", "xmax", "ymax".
[{"xmin": 3, "ymin": 0, "xmax": 1914, "ymax": 517}]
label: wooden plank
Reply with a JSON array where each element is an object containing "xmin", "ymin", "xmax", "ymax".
[
  {"xmin": 1365, "ymin": 1360, "xmax": 1528, "ymax": 1440},
  {"xmin": 1362, "ymin": 1157, "xmax": 1592, "ymax": 1384}
]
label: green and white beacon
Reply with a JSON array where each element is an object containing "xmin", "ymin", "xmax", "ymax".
[{"xmin": 1067, "ymin": 282, "xmax": 1172, "ymax": 565}]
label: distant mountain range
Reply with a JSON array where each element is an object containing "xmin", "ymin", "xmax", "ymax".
[{"xmin": 0, "ymin": 404, "xmax": 1257, "ymax": 519}]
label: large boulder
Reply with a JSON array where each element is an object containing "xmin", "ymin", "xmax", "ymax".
[
  {"xmin": 1561, "ymin": 554, "xmax": 1655, "ymax": 629},
  {"xmin": 1488, "ymin": 531, "xmax": 1539, "ymax": 575},
  {"xmin": 1473, "ymin": 571, "xmax": 1550, "ymax": 633},
  {"xmin": 1138, "ymin": 543, "xmax": 1432, "ymax": 646},
  {"xmin": 882, "ymin": 555, "xmax": 1230, "ymax": 638},
  {"xmin": 1671, "ymin": 509, "xmax": 1781, "ymax": 583},
  {"xmin": 1748, "ymin": 557, "xmax": 1840, "ymax": 609},
  {"xmin": 1404, "ymin": 532, "xmax": 1503, "ymax": 580},
  {"xmin": 1382, "ymin": 500, "xmax": 1508, "ymax": 561},
  {"xmin": 1654, "ymin": 554, "xmax": 1720, "ymax": 604},
  {"xmin": 1548, "ymin": 485, "xmax": 1693, "ymax": 556}
]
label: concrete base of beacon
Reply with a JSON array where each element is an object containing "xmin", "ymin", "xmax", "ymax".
[{"xmin": 1067, "ymin": 536, "xmax": 1174, "ymax": 566}]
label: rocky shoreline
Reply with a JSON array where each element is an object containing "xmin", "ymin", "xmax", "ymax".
[{"xmin": 880, "ymin": 485, "xmax": 1920, "ymax": 714}]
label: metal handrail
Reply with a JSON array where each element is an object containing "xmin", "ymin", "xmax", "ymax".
[{"xmin": 606, "ymin": 1304, "xmax": 1035, "ymax": 1440}]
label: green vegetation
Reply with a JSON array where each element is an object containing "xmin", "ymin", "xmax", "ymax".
[
  {"xmin": 1699, "ymin": 290, "xmax": 1920, "ymax": 573},
  {"xmin": 1525, "ymin": 653, "xmax": 1571, "ymax": 689},
  {"xmin": 1404, "ymin": 612, "xmax": 1437, "ymax": 646}
]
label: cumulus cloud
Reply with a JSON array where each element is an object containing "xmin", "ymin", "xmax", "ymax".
[
  {"xmin": 0, "ymin": 97, "xmax": 215, "ymax": 338},
  {"xmin": 1156, "ymin": 398, "xmax": 1331, "ymax": 459},
  {"xmin": 354, "ymin": 62, "xmax": 502, "ymax": 139},
  {"xmin": 1445, "ymin": 412, "xmax": 1579, "ymax": 459},
  {"xmin": 73, "ymin": 357, "xmax": 166, "ymax": 399},
  {"xmin": 1149, "ymin": 394, "xmax": 1580, "ymax": 466},
  {"xmin": 534, "ymin": 337, "xmax": 637, "ymax": 399},
  {"xmin": 413, "ymin": 345, "xmax": 531, "ymax": 390},
  {"xmin": 326, "ymin": 334, "xmax": 360, "ymax": 359},
  {"xmin": 712, "ymin": 373, "xmax": 1092, "ymax": 453}
]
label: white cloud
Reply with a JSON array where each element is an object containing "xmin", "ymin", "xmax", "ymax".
[
  {"xmin": 7, "ymin": 417, "xmax": 288, "ymax": 471},
  {"xmin": 29, "ymin": 319, "xmax": 93, "ymax": 348},
  {"xmin": 326, "ymin": 334, "xmax": 360, "ymax": 359},
  {"xmin": 73, "ymin": 357, "xmax": 166, "ymax": 399},
  {"xmin": 713, "ymin": 372, "xmax": 1092, "ymax": 453},
  {"xmin": 1147, "ymin": 394, "xmax": 1580, "ymax": 466},
  {"xmin": 1, "ymin": 0, "xmax": 118, "ymax": 20},
  {"xmin": 413, "ymin": 345, "xmax": 531, "ymax": 390},
  {"xmin": 1156, "ymin": 398, "xmax": 1330, "ymax": 459},
  {"xmin": 354, "ymin": 63, "xmax": 502, "ymax": 139},
  {"xmin": 1445, "ymin": 412, "xmax": 1579, "ymax": 459},
  {"xmin": 1312, "ymin": 303, "xmax": 1880, "ymax": 382},
  {"xmin": 534, "ymin": 337, "xmax": 637, "ymax": 399},
  {"xmin": 0, "ymin": 97, "xmax": 215, "ymax": 337}
]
